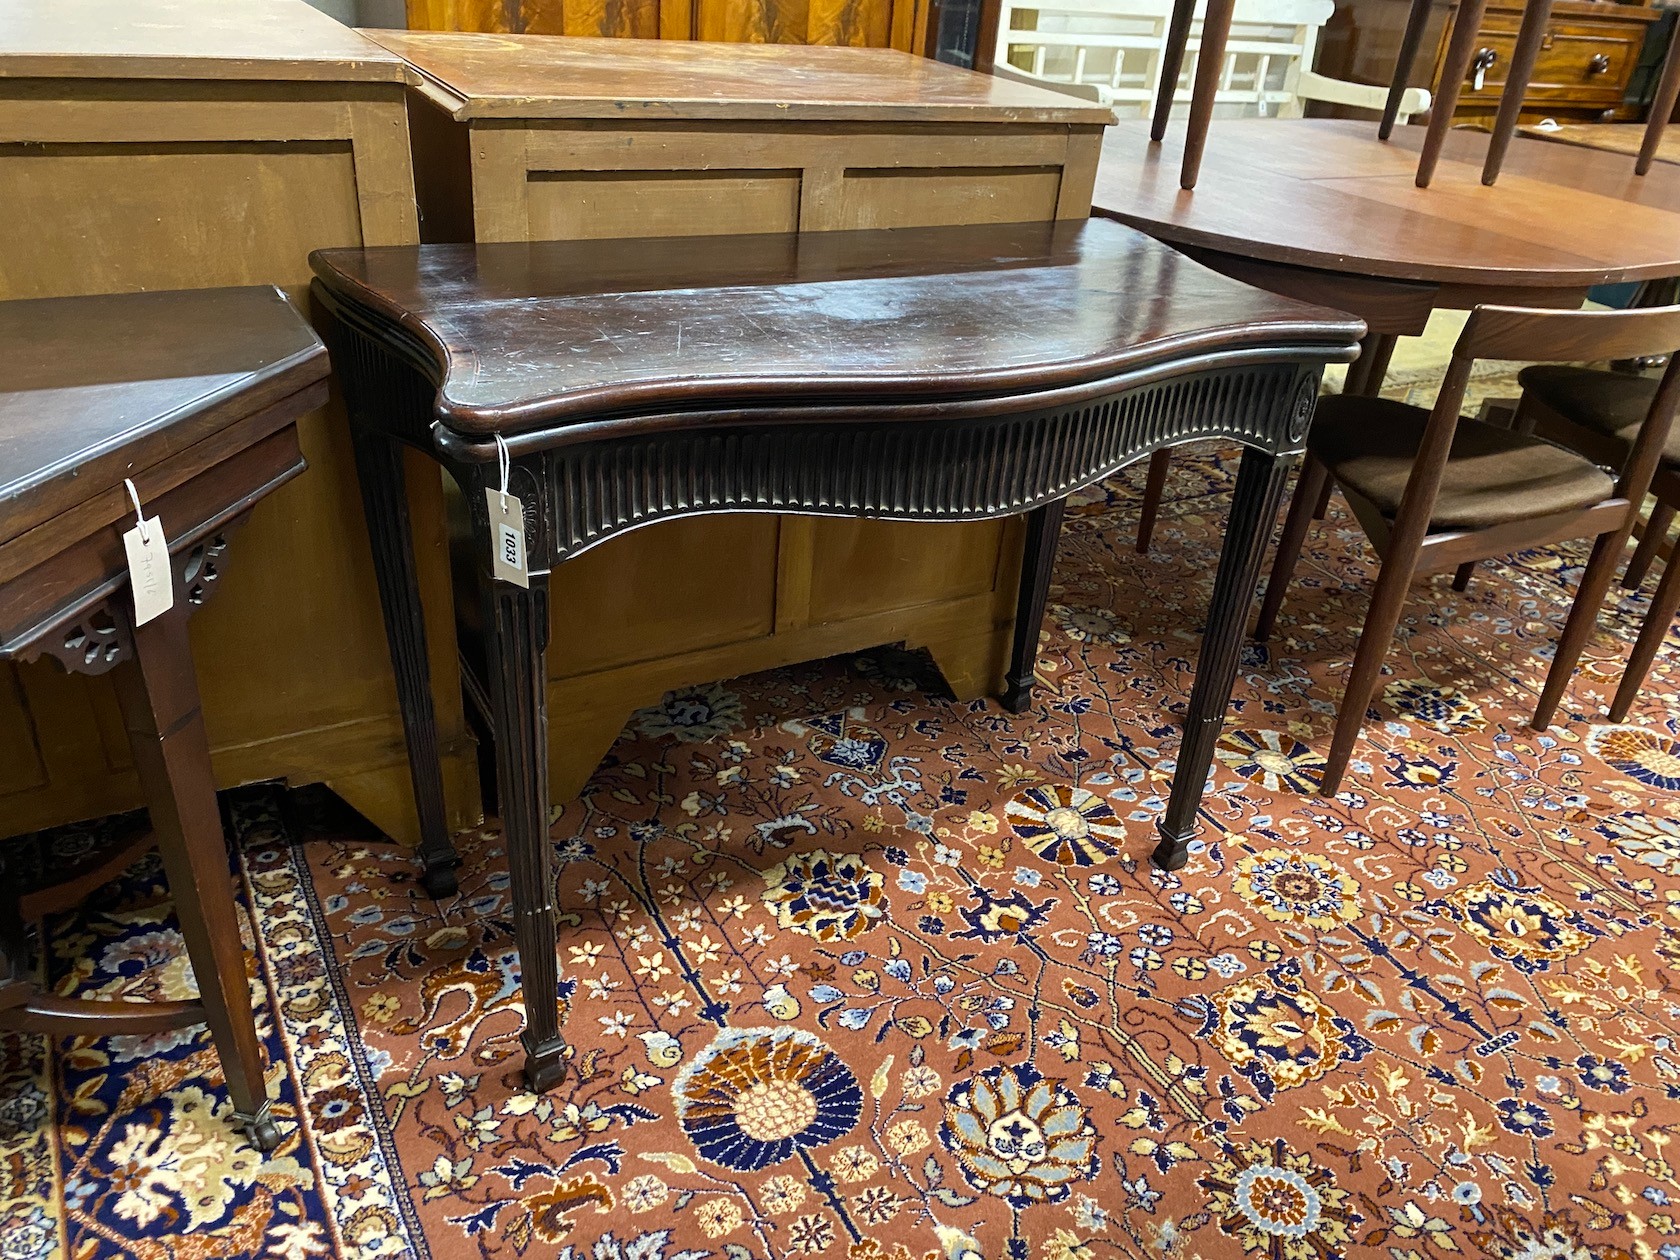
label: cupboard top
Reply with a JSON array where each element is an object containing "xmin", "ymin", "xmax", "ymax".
[
  {"xmin": 365, "ymin": 29, "xmax": 1116, "ymax": 124},
  {"xmin": 0, "ymin": 0, "xmax": 408, "ymax": 83}
]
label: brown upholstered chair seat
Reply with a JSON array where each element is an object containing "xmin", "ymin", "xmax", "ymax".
[
  {"xmin": 1518, "ymin": 365, "xmax": 1677, "ymax": 463},
  {"xmin": 1310, "ymin": 395, "xmax": 1615, "ymax": 531}
]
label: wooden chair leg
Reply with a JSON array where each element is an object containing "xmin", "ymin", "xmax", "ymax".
[
  {"xmin": 1638, "ymin": 29, "xmax": 1680, "ymax": 176},
  {"xmin": 1625, "ymin": 500, "xmax": 1674, "ymax": 590},
  {"xmin": 1612, "ymin": 530, "xmax": 1680, "ymax": 720},
  {"xmin": 1321, "ymin": 543, "xmax": 1421, "ymax": 795},
  {"xmin": 1256, "ymin": 456, "xmax": 1328, "ymax": 640},
  {"xmin": 1151, "ymin": 0, "xmax": 1197, "ymax": 143},
  {"xmin": 1180, "ymin": 0, "xmax": 1237, "ymax": 190},
  {"xmin": 1381, "ymin": 0, "xmax": 1433, "ymax": 140},
  {"xmin": 1311, "ymin": 478, "xmax": 1335, "ymax": 519},
  {"xmin": 1417, "ymin": 0, "xmax": 1493, "ymax": 187},
  {"xmin": 1482, "ymin": 0, "xmax": 1554, "ymax": 185},
  {"xmin": 1136, "ymin": 448, "xmax": 1171, "ymax": 553},
  {"xmin": 1452, "ymin": 561, "xmax": 1476, "ymax": 591},
  {"xmin": 1533, "ymin": 527, "xmax": 1625, "ymax": 730},
  {"xmin": 113, "ymin": 605, "xmax": 277, "ymax": 1151}
]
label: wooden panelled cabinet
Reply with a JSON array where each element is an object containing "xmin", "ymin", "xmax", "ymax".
[
  {"xmin": 365, "ymin": 30, "xmax": 1112, "ymax": 800},
  {"xmin": 0, "ymin": 0, "xmax": 478, "ymax": 846},
  {"xmin": 1319, "ymin": 0, "xmax": 1659, "ymax": 124}
]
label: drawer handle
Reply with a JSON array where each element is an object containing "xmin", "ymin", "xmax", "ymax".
[
  {"xmin": 1471, "ymin": 46, "xmax": 1498, "ymax": 91},
  {"xmin": 1587, "ymin": 53, "xmax": 1611, "ymax": 75}
]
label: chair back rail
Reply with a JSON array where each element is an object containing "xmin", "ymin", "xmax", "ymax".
[{"xmin": 1459, "ymin": 304, "xmax": 1680, "ymax": 365}]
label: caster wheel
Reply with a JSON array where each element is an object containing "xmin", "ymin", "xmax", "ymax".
[{"xmin": 240, "ymin": 1108, "xmax": 281, "ymax": 1152}]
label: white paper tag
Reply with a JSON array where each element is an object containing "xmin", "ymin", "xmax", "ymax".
[
  {"xmin": 486, "ymin": 488, "xmax": 529, "ymax": 588},
  {"xmin": 123, "ymin": 516, "xmax": 174, "ymax": 627}
]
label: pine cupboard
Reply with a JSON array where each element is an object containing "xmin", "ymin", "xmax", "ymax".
[
  {"xmin": 365, "ymin": 30, "xmax": 1113, "ymax": 799},
  {"xmin": 0, "ymin": 0, "xmax": 478, "ymax": 845}
]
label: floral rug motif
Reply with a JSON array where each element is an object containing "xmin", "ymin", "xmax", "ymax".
[{"xmin": 7, "ymin": 446, "xmax": 1680, "ymax": 1260}]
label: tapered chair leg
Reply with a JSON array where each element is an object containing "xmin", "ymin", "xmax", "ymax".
[
  {"xmin": 1482, "ymin": 0, "xmax": 1554, "ymax": 186},
  {"xmin": 114, "ymin": 605, "xmax": 277, "ymax": 1150},
  {"xmin": 1452, "ymin": 561, "xmax": 1476, "ymax": 591},
  {"xmin": 1535, "ymin": 527, "xmax": 1633, "ymax": 729},
  {"xmin": 1180, "ymin": 0, "xmax": 1237, "ymax": 190},
  {"xmin": 1638, "ymin": 31, "xmax": 1680, "ymax": 176},
  {"xmin": 1136, "ymin": 449, "xmax": 1171, "ymax": 553},
  {"xmin": 1151, "ymin": 0, "xmax": 1197, "ymax": 143},
  {"xmin": 1321, "ymin": 545, "xmax": 1422, "ymax": 795},
  {"xmin": 1256, "ymin": 457, "xmax": 1329, "ymax": 641},
  {"xmin": 1612, "ymin": 534, "xmax": 1680, "ymax": 719},
  {"xmin": 1417, "ymin": 0, "xmax": 1493, "ymax": 187},
  {"xmin": 1626, "ymin": 501, "xmax": 1674, "ymax": 589},
  {"xmin": 1381, "ymin": 0, "xmax": 1433, "ymax": 140}
]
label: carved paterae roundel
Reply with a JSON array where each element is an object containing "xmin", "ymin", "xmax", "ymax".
[{"xmin": 1289, "ymin": 375, "xmax": 1319, "ymax": 442}]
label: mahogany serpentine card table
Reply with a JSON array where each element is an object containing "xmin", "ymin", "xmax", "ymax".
[{"xmin": 309, "ymin": 217, "xmax": 1364, "ymax": 1091}]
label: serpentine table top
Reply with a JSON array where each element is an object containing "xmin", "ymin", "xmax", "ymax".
[{"xmin": 309, "ymin": 216, "xmax": 1365, "ymax": 1093}]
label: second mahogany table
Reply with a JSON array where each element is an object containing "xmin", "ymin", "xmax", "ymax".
[
  {"xmin": 0, "ymin": 286, "xmax": 327, "ymax": 1150},
  {"xmin": 310, "ymin": 218, "xmax": 1363, "ymax": 1091}
]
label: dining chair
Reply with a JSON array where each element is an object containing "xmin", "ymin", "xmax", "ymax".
[
  {"xmin": 1254, "ymin": 303, "xmax": 1680, "ymax": 796},
  {"xmin": 1382, "ymin": 0, "xmax": 1548, "ymax": 188},
  {"xmin": 1515, "ymin": 359, "xmax": 1680, "ymax": 719}
]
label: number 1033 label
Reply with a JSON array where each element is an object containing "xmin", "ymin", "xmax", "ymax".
[{"xmin": 486, "ymin": 488, "xmax": 529, "ymax": 588}]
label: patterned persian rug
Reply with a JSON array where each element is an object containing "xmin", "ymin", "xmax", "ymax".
[{"xmin": 7, "ymin": 444, "xmax": 1680, "ymax": 1260}]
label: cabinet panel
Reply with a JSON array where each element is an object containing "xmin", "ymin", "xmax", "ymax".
[
  {"xmin": 807, "ymin": 519, "xmax": 1006, "ymax": 623},
  {"xmin": 548, "ymin": 516, "xmax": 781, "ymax": 678},
  {"xmin": 838, "ymin": 164, "xmax": 1063, "ymax": 228},
  {"xmin": 526, "ymin": 168, "xmax": 802, "ymax": 239}
]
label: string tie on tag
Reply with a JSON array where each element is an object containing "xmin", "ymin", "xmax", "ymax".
[
  {"xmin": 495, "ymin": 435, "xmax": 512, "ymax": 511},
  {"xmin": 123, "ymin": 479, "xmax": 150, "ymax": 544}
]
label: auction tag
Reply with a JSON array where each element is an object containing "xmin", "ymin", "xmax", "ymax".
[
  {"xmin": 486, "ymin": 487, "xmax": 529, "ymax": 588},
  {"xmin": 123, "ymin": 515, "xmax": 174, "ymax": 626}
]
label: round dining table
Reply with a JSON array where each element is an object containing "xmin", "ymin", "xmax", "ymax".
[{"xmin": 1094, "ymin": 118, "xmax": 1680, "ymax": 394}]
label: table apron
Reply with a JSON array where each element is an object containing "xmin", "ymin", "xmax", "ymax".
[{"xmin": 320, "ymin": 301, "xmax": 1327, "ymax": 569}]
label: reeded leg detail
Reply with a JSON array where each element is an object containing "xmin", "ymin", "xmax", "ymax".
[
  {"xmin": 1002, "ymin": 498, "xmax": 1068, "ymax": 714},
  {"xmin": 349, "ymin": 431, "xmax": 460, "ymax": 899},
  {"xmin": 1153, "ymin": 448, "xmax": 1296, "ymax": 870},
  {"xmin": 483, "ymin": 569, "xmax": 566, "ymax": 1092}
]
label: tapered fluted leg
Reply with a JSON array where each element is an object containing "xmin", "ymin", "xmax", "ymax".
[
  {"xmin": 1154, "ymin": 448, "xmax": 1296, "ymax": 870},
  {"xmin": 484, "ymin": 569, "xmax": 566, "ymax": 1091},
  {"xmin": 1533, "ymin": 528, "xmax": 1624, "ymax": 730},
  {"xmin": 1003, "ymin": 498, "xmax": 1068, "ymax": 713},
  {"xmin": 1180, "ymin": 0, "xmax": 1238, "ymax": 190},
  {"xmin": 1612, "ymin": 534, "xmax": 1680, "ymax": 720},
  {"xmin": 1151, "ymin": 0, "xmax": 1198, "ymax": 143},
  {"xmin": 1380, "ymin": 0, "xmax": 1432, "ymax": 139},
  {"xmin": 115, "ymin": 606, "xmax": 276, "ymax": 1150},
  {"xmin": 1136, "ymin": 449, "xmax": 1172, "ymax": 554},
  {"xmin": 1482, "ymin": 0, "xmax": 1554, "ymax": 186},
  {"xmin": 1417, "ymin": 0, "xmax": 1492, "ymax": 187},
  {"xmin": 349, "ymin": 431, "xmax": 460, "ymax": 898},
  {"xmin": 1255, "ymin": 456, "xmax": 1328, "ymax": 641},
  {"xmin": 1625, "ymin": 502, "xmax": 1673, "ymax": 590}
]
